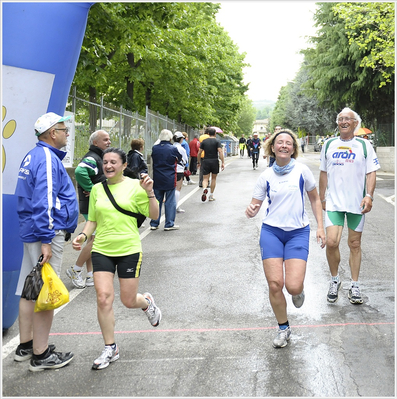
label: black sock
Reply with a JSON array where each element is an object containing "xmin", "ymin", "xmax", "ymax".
[
  {"xmin": 33, "ymin": 347, "xmax": 51, "ymax": 359},
  {"xmin": 278, "ymin": 321, "xmax": 289, "ymax": 330},
  {"xmin": 19, "ymin": 339, "xmax": 33, "ymax": 349},
  {"xmin": 106, "ymin": 343, "xmax": 116, "ymax": 350}
]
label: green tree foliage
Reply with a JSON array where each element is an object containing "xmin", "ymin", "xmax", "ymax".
[
  {"xmin": 269, "ymin": 85, "xmax": 290, "ymax": 132},
  {"xmin": 73, "ymin": 2, "xmax": 248, "ymax": 131},
  {"xmin": 300, "ymin": 2, "xmax": 394, "ymax": 126},
  {"xmin": 256, "ymin": 105, "xmax": 274, "ymax": 120},
  {"xmin": 270, "ymin": 66, "xmax": 336, "ymax": 137},
  {"xmin": 234, "ymin": 97, "xmax": 257, "ymax": 136},
  {"xmin": 334, "ymin": 2, "xmax": 395, "ymax": 88}
]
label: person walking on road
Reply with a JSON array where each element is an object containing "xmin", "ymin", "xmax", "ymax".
[
  {"xmin": 66, "ymin": 130, "xmax": 111, "ymax": 289},
  {"xmin": 245, "ymin": 129, "xmax": 325, "ymax": 348},
  {"xmin": 150, "ymin": 129, "xmax": 182, "ymax": 230},
  {"xmin": 239, "ymin": 134, "xmax": 247, "ymax": 158},
  {"xmin": 249, "ymin": 132, "xmax": 261, "ymax": 170},
  {"xmin": 14, "ymin": 112, "xmax": 79, "ymax": 371},
  {"xmin": 246, "ymin": 135, "xmax": 252, "ymax": 158},
  {"xmin": 181, "ymin": 132, "xmax": 195, "ymax": 185},
  {"xmin": 173, "ymin": 131, "xmax": 188, "ymax": 213},
  {"xmin": 319, "ymin": 107, "xmax": 380, "ymax": 305},
  {"xmin": 72, "ymin": 147, "xmax": 161, "ymax": 370},
  {"xmin": 189, "ymin": 134, "xmax": 200, "ymax": 175},
  {"xmin": 197, "ymin": 127, "xmax": 225, "ymax": 202},
  {"xmin": 198, "ymin": 129, "xmax": 210, "ymax": 187}
]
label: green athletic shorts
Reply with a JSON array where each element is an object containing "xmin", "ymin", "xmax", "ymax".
[{"xmin": 325, "ymin": 211, "xmax": 364, "ymax": 232}]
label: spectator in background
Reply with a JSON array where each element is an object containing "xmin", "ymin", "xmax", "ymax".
[
  {"xmin": 189, "ymin": 134, "xmax": 200, "ymax": 175},
  {"xmin": 126, "ymin": 138, "xmax": 148, "ymax": 179},
  {"xmin": 301, "ymin": 135, "xmax": 306, "ymax": 153},
  {"xmin": 67, "ymin": 130, "xmax": 111, "ymax": 289},
  {"xmin": 181, "ymin": 132, "xmax": 195, "ymax": 185},
  {"xmin": 14, "ymin": 112, "xmax": 78, "ymax": 371},
  {"xmin": 150, "ymin": 129, "xmax": 182, "ymax": 231},
  {"xmin": 173, "ymin": 131, "xmax": 188, "ymax": 213}
]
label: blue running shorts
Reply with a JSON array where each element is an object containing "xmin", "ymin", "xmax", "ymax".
[{"xmin": 259, "ymin": 224, "xmax": 310, "ymax": 261}]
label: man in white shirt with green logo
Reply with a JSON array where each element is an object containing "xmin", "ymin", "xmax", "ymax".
[{"xmin": 319, "ymin": 107, "xmax": 380, "ymax": 305}]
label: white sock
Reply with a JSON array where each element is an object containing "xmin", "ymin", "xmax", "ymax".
[
  {"xmin": 351, "ymin": 280, "xmax": 359, "ymax": 287},
  {"xmin": 86, "ymin": 271, "xmax": 93, "ymax": 278},
  {"xmin": 331, "ymin": 275, "xmax": 340, "ymax": 283},
  {"xmin": 73, "ymin": 265, "xmax": 83, "ymax": 272}
]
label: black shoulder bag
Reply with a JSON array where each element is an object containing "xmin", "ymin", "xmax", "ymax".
[
  {"xmin": 102, "ymin": 181, "xmax": 146, "ymax": 228},
  {"xmin": 21, "ymin": 255, "xmax": 44, "ymax": 301}
]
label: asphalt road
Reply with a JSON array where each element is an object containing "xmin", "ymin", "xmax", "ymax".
[{"xmin": 2, "ymin": 151, "xmax": 395, "ymax": 397}]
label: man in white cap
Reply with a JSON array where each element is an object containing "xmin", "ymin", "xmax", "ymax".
[{"xmin": 14, "ymin": 112, "xmax": 79, "ymax": 371}]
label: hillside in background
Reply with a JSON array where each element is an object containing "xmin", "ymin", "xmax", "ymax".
[
  {"xmin": 253, "ymin": 100, "xmax": 275, "ymax": 120},
  {"xmin": 252, "ymin": 100, "xmax": 275, "ymax": 110}
]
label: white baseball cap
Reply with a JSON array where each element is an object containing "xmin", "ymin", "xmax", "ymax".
[
  {"xmin": 174, "ymin": 131, "xmax": 184, "ymax": 140},
  {"xmin": 34, "ymin": 112, "xmax": 71, "ymax": 136}
]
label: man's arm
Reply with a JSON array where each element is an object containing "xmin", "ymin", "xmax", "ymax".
[
  {"xmin": 197, "ymin": 148, "xmax": 203, "ymax": 164},
  {"xmin": 218, "ymin": 147, "xmax": 225, "ymax": 171},
  {"xmin": 75, "ymin": 156, "xmax": 98, "ymax": 192},
  {"xmin": 319, "ymin": 170, "xmax": 328, "ymax": 211},
  {"xmin": 360, "ymin": 171, "xmax": 376, "ymax": 214}
]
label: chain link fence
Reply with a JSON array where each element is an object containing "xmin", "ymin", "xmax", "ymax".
[{"xmin": 66, "ymin": 87, "xmax": 200, "ymax": 166}]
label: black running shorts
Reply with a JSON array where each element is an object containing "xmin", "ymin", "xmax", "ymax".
[
  {"xmin": 202, "ymin": 158, "xmax": 219, "ymax": 175},
  {"xmin": 91, "ymin": 252, "xmax": 142, "ymax": 278}
]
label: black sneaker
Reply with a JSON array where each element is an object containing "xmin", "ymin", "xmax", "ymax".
[
  {"xmin": 14, "ymin": 344, "xmax": 56, "ymax": 362},
  {"xmin": 29, "ymin": 351, "xmax": 74, "ymax": 372},
  {"xmin": 327, "ymin": 281, "xmax": 341, "ymax": 303}
]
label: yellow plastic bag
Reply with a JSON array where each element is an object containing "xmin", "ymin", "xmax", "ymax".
[{"xmin": 34, "ymin": 262, "xmax": 69, "ymax": 312}]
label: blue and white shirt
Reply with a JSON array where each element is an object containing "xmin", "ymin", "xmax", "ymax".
[
  {"xmin": 15, "ymin": 141, "xmax": 78, "ymax": 243},
  {"xmin": 252, "ymin": 162, "xmax": 316, "ymax": 231}
]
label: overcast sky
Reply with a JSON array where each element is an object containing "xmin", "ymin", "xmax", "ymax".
[{"xmin": 216, "ymin": 1, "xmax": 318, "ymax": 103}]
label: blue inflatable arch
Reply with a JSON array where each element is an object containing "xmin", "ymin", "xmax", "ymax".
[{"xmin": 2, "ymin": 2, "xmax": 93, "ymax": 330}]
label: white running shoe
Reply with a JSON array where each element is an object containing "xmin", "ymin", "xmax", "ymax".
[
  {"xmin": 92, "ymin": 345, "xmax": 119, "ymax": 370},
  {"xmin": 143, "ymin": 293, "xmax": 162, "ymax": 327},
  {"xmin": 85, "ymin": 275, "xmax": 94, "ymax": 287},
  {"xmin": 273, "ymin": 327, "xmax": 291, "ymax": 348},
  {"xmin": 292, "ymin": 290, "xmax": 305, "ymax": 308},
  {"xmin": 66, "ymin": 267, "xmax": 86, "ymax": 288}
]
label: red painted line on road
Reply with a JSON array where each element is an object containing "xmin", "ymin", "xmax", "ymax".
[{"xmin": 50, "ymin": 321, "xmax": 394, "ymax": 336}]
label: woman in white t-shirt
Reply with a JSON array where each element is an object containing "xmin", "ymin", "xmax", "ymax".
[{"xmin": 245, "ymin": 129, "xmax": 325, "ymax": 349}]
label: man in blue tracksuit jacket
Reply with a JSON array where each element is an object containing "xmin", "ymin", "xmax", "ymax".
[
  {"xmin": 150, "ymin": 129, "xmax": 182, "ymax": 230},
  {"xmin": 13, "ymin": 112, "xmax": 78, "ymax": 372}
]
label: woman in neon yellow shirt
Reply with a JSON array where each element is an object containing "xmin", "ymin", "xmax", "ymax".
[{"xmin": 72, "ymin": 147, "xmax": 160, "ymax": 370}]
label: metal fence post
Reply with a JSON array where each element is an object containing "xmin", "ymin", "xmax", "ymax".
[
  {"xmin": 119, "ymin": 105, "xmax": 123, "ymax": 148},
  {"xmin": 100, "ymin": 96, "xmax": 104, "ymax": 129}
]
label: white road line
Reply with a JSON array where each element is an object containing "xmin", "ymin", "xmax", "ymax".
[{"xmin": 378, "ymin": 193, "xmax": 395, "ymax": 206}]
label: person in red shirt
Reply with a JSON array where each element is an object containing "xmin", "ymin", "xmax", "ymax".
[{"xmin": 189, "ymin": 134, "xmax": 200, "ymax": 175}]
